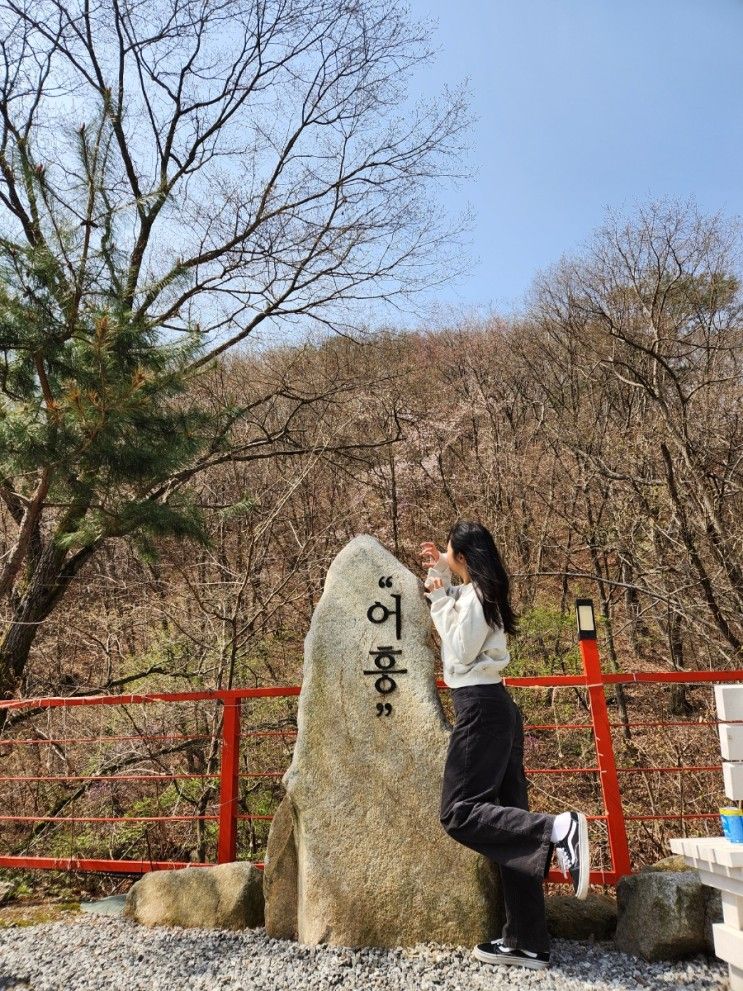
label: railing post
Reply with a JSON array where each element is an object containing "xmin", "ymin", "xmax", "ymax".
[
  {"xmin": 217, "ymin": 697, "xmax": 241, "ymax": 864},
  {"xmin": 576, "ymin": 598, "xmax": 633, "ymax": 881}
]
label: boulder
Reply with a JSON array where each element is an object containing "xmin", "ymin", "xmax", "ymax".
[
  {"xmin": 123, "ymin": 860, "xmax": 264, "ymax": 930},
  {"xmin": 269, "ymin": 533, "xmax": 503, "ymax": 948},
  {"xmin": 545, "ymin": 892, "xmax": 617, "ymax": 940}
]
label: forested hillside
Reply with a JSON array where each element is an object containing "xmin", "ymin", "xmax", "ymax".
[{"xmin": 2, "ymin": 200, "xmax": 741, "ymax": 885}]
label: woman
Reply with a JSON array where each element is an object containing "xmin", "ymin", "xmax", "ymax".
[{"xmin": 421, "ymin": 519, "xmax": 590, "ymax": 972}]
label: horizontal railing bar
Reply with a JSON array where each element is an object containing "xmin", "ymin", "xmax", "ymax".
[
  {"xmin": 524, "ymin": 767, "xmax": 599, "ymax": 773},
  {"xmin": 0, "ymin": 687, "xmax": 303, "ymax": 710},
  {"xmin": 1, "ymin": 812, "xmax": 611, "ymax": 825},
  {"xmin": 600, "ymin": 672, "xmax": 743, "ymax": 685},
  {"xmin": 3, "ymin": 670, "xmax": 743, "ymax": 711},
  {"xmin": 0, "ymin": 772, "xmax": 287, "ymax": 782},
  {"xmin": 0, "ymin": 815, "xmax": 220, "ymax": 823},
  {"xmin": 1, "ymin": 720, "xmax": 737, "ymax": 748},
  {"xmin": 498, "ymin": 721, "xmax": 727, "ymax": 731},
  {"xmin": 240, "ymin": 730, "xmax": 299, "ymax": 736},
  {"xmin": 607, "ymin": 720, "xmax": 736, "ymax": 728},
  {"xmin": 617, "ymin": 765, "xmax": 722, "ymax": 773},
  {"xmin": 525, "ymin": 723, "xmax": 601, "ymax": 730},
  {"xmin": 0, "ymin": 734, "xmax": 213, "ymax": 746},
  {"xmin": 0, "ymin": 765, "xmax": 726, "ymax": 785},
  {"xmin": 624, "ymin": 812, "xmax": 722, "ymax": 821},
  {"xmin": 0, "ymin": 731, "xmax": 299, "ymax": 747},
  {"xmin": 0, "ymin": 856, "xmax": 222, "ymax": 872}
]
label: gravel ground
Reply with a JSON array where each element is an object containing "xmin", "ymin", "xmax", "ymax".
[{"xmin": 0, "ymin": 915, "xmax": 731, "ymax": 991}]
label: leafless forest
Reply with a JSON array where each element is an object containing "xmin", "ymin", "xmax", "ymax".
[{"xmin": 2, "ymin": 199, "xmax": 741, "ymax": 891}]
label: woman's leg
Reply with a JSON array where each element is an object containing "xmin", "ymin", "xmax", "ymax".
[
  {"xmin": 494, "ymin": 697, "xmax": 551, "ymax": 953},
  {"xmin": 439, "ymin": 687, "xmax": 555, "ymax": 880}
]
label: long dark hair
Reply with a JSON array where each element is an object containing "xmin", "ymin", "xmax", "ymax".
[{"xmin": 447, "ymin": 520, "xmax": 519, "ymax": 635}]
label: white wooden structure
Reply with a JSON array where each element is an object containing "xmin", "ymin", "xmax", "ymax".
[
  {"xmin": 669, "ymin": 684, "xmax": 743, "ymax": 989},
  {"xmin": 669, "ymin": 836, "xmax": 743, "ymax": 989}
]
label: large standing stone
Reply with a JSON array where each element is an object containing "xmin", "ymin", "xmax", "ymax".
[
  {"xmin": 267, "ymin": 533, "xmax": 503, "ymax": 948},
  {"xmin": 123, "ymin": 861, "xmax": 264, "ymax": 930}
]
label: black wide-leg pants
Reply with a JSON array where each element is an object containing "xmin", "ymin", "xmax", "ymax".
[{"xmin": 439, "ymin": 681, "xmax": 556, "ymax": 954}]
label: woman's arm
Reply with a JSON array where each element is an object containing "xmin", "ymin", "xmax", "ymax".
[
  {"xmin": 425, "ymin": 587, "xmax": 491, "ymax": 671},
  {"xmin": 427, "ymin": 553, "xmax": 452, "ymax": 588}
]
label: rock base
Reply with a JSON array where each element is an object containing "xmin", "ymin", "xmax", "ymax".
[{"xmin": 124, "ymin": 861, "xmax": 264, "ymax": 931}]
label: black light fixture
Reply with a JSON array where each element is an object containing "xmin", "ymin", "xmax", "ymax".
[{"xmin": 575, "ymin": 598, "xmax": 596, "ymax": 640}]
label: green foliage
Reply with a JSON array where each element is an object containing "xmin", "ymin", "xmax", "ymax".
[
  {"xmin": 219, "ymin": 495, "xmax": 261, "ymax": 520},
  {"xmin": 509, "ymin": 603, "xmax": 587, "ymax": 675},
  {"xmin": 116, "ymin": 633, "xmax": 192, "ymax": 688},
  {"xmin": 0, "ymin": 242, "xmax": 238, "ymax": 561},
  {"xmin": 155, "ymin": 781, "xmax": 200, "ymax": 808},
  {"xmin": 126, "ymin": 795, "xmax": 159, "ymax": 816},
  {"xmin": 47, "ymin": 829, "xmax": 102, "ymax": 858}
]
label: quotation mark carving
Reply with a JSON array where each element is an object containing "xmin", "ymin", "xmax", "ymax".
[
  {"xmin": 376, "ymin": 702, "xmax": 392, "ymax": 716},
  {"xmin": 378, "ymin": 575, "xmax": 393, "ymax": 588}
]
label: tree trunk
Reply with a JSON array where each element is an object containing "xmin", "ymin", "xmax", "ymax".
[
  {"xmin": 621, "ymin": 550, "xmax": 652, "ymax": 660},
  {"xmin": 0, "ymin": 539, "xmax": 98, "ymax": 729}
]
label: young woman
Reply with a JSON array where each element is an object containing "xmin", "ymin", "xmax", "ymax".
[{"xmin": 420, "ymin": 519, "xmax": 590, "ymax": 972}]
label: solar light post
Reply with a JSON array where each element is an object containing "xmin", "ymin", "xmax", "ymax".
[
  {"xmin": 576, "ymin": 598, "xmax": 597, "ymax": 641},
  {"xmin": 574, "ymin": 596, "xmax": 633, "ymax": 879}
]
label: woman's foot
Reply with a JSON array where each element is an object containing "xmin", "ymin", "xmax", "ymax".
[
  {"xmin": 472, "ymin": 938, "xmax": 550, "ymax": 970},
  {"xmin": 554, "ymin": 810, "xmax": 590, "ymax": 899}
]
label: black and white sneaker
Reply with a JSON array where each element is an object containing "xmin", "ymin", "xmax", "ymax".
[
  {"xmin": 472, "ymin": 938, "xmax": 550, "ymax": 970},
  {"xmin": 554, "ymin": 810, "xmax": 590, "ymax": 899}
]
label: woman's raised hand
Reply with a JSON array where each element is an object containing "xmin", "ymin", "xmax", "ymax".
[{"xmin": 419, "ymin": 540, "xmax": 442, "ymax": 569}]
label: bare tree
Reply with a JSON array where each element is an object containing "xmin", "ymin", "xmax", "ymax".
[
  {"xmin": 526, "ymin": 198, "xmax": 743, "ymax": 673},
  {"xmin": 1, "ymin": 0, "xmax": 469, "ymax": 342},
  {"xmin": 0, "ymin": 0, "xmax": 470, "ymax": 710}
]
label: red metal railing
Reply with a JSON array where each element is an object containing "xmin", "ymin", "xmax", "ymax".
[{"xmin": 0, "ymin": 599, "xmax": 738, "ymax": 885}]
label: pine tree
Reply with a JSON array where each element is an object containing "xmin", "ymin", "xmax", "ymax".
[{"xmin": 0, "ymin": 233, "xmax": 227, "ymax": 713}]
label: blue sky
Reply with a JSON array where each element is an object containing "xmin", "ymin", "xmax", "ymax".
[{"xmin": 402, "ymin": 0, "xmax": 743, "ymax": 321}]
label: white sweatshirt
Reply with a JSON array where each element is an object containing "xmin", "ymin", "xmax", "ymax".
[{"xmin": 424, "ymin": 555, "xmax": 511, "ymax": 688}]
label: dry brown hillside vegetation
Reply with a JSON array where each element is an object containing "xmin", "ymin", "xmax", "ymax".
[{"xmin": 1, "ymin": 200, "xmax": 742, "ymax": 894}]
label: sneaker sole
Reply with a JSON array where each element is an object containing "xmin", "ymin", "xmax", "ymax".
[
  {"xmin": 574, "ymin": 810, "xmax": 590, "ymax": 899},
  {"xmin": 472, "ymin": 945, "xmax": 549, "ymax": 969}
]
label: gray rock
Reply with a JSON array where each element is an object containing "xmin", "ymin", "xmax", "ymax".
[
  {"xmin": 123, "ymin": 861, "xmax": 264, "ymax": 930},
  {"xmin": 615, "ymin": 870, "xmax": 710, "ymax": 961},
  {"xmin": 545, "ymin": 892, "xmax": 617, "ymax": 939},
  {"xmin": 639, "ymin": 855, "xmax": 723, "ymax": 954},
  {"xmin": 275, "ymin": 533, "xmax": 503, "ymax": 948}
]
